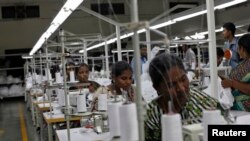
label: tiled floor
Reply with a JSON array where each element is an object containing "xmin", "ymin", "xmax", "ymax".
[{"xmin": 0, "ymin": 97, "xmax": 40, "ymax": 141}]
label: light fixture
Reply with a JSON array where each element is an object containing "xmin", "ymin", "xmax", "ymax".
[
  {"xmin": 79, "ymin": 0, "xmax": 246, "ymax": 53},
  {"xmin": 173, "ymin": 10, "xmax": 207, "ymax": 22},
  {"xmin": 184, "ymin": 36, "xmax": 192, "ymax": 40},
  {"xmin": 190, "ymin": 33, "xmax": 205, "ymax": 39},
  {"xmin": 235, "ymin": 33, "xmax": 246, "ymax": 37},
  {"xmin": 150, "ymin": 20, "xmax": 176, "ymax": 29},
  {"xmin": 80, "ymin": 32, "xmax": 134, "ymax": 52},
  {"xmin": 214, "ymin": 0, "xmax": 247, "ymax": 10},
  {"xmin": 29, "ymin": 0, "xmax": 84, "ymax": 55},
  {"xmin": 64, "ymin": 0, "xmax": 84, "ymax": 11},
  {"xmin": 112, "ymin": 50, "xmax": 134, "ymax": 53},
  {"xmin": 169, "ymin": 44, "xmax": 178, "ymax": 48},
  {"xmin": 174, "ymin": 37, "xmax": 180, "ymax": 40},
  {"xmin": 22, "ymin": 55, "xmax": 33, "ymax": 59},
  {"xmin": 197, "ymin": 24, "xmax": 246, "ymax": 37},
  {"xmin": 51, "ymin": 9, "xmax": 72, "ymax": 26}
]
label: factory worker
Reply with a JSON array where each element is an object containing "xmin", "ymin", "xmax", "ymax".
[
  {"xmin": 131, "ymin": 44, "xmax": 147, "ymax": 82},
  {"xmin": 144, "ymin": 53, "xmax": 226, "ymax": 141},
  {"xmin": 222, "ymin": 22, "xmax": 241, "ymax": 69},
  {"xmin": 221, "ymin": 34, "xmax": 250, "ymax": 111},
  {"xmin": 182, "ymin": 44, "xmax": 196, "ymax": 70},
  {"xmin": 76, "ymin": 63, "xmax": 100, "ymax": 93},
  {"xmin": 91, "ymin": 61, "xmax": 135, "ymax": 111}
]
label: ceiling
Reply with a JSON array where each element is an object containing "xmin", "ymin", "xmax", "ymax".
[{"xmin": 0, "ymin": 0, "xmax": 249, "ymax": 55}]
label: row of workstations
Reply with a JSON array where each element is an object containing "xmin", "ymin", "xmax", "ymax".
[
  {"xmin": 25, "ymin": 67, "xmax": 114, "ymax": 141},
  {"xmin": 24, "ymin": 48, "xmax": 112, "ymax": 141},
  {"xmin": 24, "ymin": 67, "xmax": 250, "ymax": 141}
]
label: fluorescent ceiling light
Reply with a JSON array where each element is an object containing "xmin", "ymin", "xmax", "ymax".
[
  {"xmin": 198, "ymin": 24, "xmax": 246, "ymax": 37},
  {"xmin": 174, "ymin": 37, "xmax": 180, "ymax": 40},
  {"xmin": 215, "ymin": 27, "xmax": 223, "ymax": 33},
  {"xmin": 137, "ymin": 29, "xmax": 146, "ymax": 34},
  {"xmin": 51, "ymin": 9, "xmax": 72, "ymax": 26},
  {"xmin": 22, "ymin": 55, "xmax": 33, "ymax": 59},
  {"xmin": 80, "ymin": 0, "xmax": 246, "ymax": 52},
  {"xmin": 64, "ymin": 0, "xmax": 84, "ymax": 11},
  {"xmin": 79, "ymin": 32, "xmax": 134, "ymax": 52},
  {"xmin": 112, "ymin": 50, "xmax": 134, "ymax": 53},
  {"xmin": 235, "ymin": 33, "xmax": 246, "ymax": 37},
  {"xmin": 29, "ymin": 0, "xmax": 84, "ymax": 56},
  {"xmin": 215, "ymin": 0, "xmax": 247, "ymax": 10},
  {"xmin": 190, "ymin": 33, "xmax": 205, "ymax": 39},
  {"xmin": 150, "ymin": 20, "xmax": 176, "ymax": 29},
  {"xmin": 174, "ymin": 10, "xmax": 206, "ymax": 22},
  {"xmin": 169, "ymin": 44, "xmax": 178, "ymax": 48},
  {"xmin": 184, "ymin": 36, "xmax": 192, "ymax": 40}
]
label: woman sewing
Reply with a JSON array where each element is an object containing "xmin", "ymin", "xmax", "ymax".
[
  {"xmin": 91, "ymin": 61, "xmax": 135, "ymax": 111},
  {"xmin": 76, "ymin": 63, "xmax": 100, "ymax": 93}
]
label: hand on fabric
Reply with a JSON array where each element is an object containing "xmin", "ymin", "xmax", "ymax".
[{"xmin": 221, "ymin": 79, "xmax": 233, "ymax": 88}]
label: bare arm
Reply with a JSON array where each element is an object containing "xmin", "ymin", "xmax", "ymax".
[
  {"xmin": 232, "ymin": 80, "xmax": 250, "ymax": 95},
  {"xmin": 222, "ymin": 78, "xmax": 250, "ymax": 95}
]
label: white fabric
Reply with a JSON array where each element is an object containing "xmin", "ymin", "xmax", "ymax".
[
  {"xmin": 141, "ymin": 80, "xmax": 158, "ymax": 103},
  {"xmin": 183, "ymin": 48, "xmax": 196, "ymax": 70},
  {"xmin": 140, "ymin": 46, "xmax": 163, "ymax": 103},
  {"xmin": 217, "ymin": 78, "xmax": 234, "ymax": 109},
  {"xmin": 36, "ymin": 95, "xmax": 48, "ymax": 102},
  {"xmin": 187, "ymin": 71, "xmax": 195, "ymax": 82},
  {"xmin": 203, "ymin": 77, "xmax": 234, "ymax": 110},
  {"xmin": 93, "ymin": 78, "xmax": 111, "ymax": 86},
  {"xmin": 142, "ymin": 46, "xmax": 161, "ymax": 74}
]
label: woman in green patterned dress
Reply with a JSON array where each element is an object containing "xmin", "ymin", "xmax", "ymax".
[
  {"xmin": 221, "ymin": 34, "xmax": 250, "ymax": 111},
  {"xmin": 145, "ymin": 53, "xmax": 225, "ymax": 141}
]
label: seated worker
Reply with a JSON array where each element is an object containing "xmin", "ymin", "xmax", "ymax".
[
  {"xmin": 221, "ymin": 34, "xmax": 250, "ymax": 111},
  {"xmin": 203, "ymin": 47, "xmax": 224, "ymax": 68},
  {"xmin": 217, "ymin": 47, "xmax": 225, "ymax": 67},
  {"xmin": 196, "ymin": 47, "xmax": 225, "ymax": 81},
  {"xmin": 145, "ymin": 53, "xmax": 226, "ymax": 141},
  {"xmin": 91, "ymin": 61, "xmax": 135, "ymax": 111},
  {"xmin": 76, "ymin": 63, "xmax": 100, "ymax": 93}
]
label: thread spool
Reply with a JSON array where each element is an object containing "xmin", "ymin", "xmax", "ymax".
[
  {"xmin": 119, "ymin": 103, "xmax": 139, "ymax": 141},
  {"xmin": 69, "ymin": 71, "xmax": 75, "ymax": 82},
  {"xmin": 98, "ymin": 94, "xmax": 108, "ymax": 111},
  {"xmin": 77, "ymin": 94, "xmax": 87, "ymax": 113},
  {"xmin": 203, "ymin": 77, "xmax": 210, "ymax": 87},
  {"xmin": 202, "ymin": 110, "xmax": 223, "ymax": 141},
  {"xmin": 55, "ymin": 72, "xmax": 62, "ymax": 83},
  {"xmin": 108, "ymin": 102, "xmax": 122, "ymax": 137},
  {"xmin": 45, "ymin": 68, "xmax": 52, "ymax": 80},
  {"xmin": 57, "ymin": 89, "xmax": 65, "ymax": 106},
  {"xmin": 162, "ymin": 113, "xmax": 183, "ymax": 141}
]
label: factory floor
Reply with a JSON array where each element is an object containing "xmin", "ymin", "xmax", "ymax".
[{"xmin": 0, "ymin": 97, "xmax": 40, "ymax": 141}]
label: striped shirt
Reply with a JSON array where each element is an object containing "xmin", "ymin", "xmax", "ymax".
[{"xmin": 144, "ymin": 87, "xmax": 224, "ymax": 141}]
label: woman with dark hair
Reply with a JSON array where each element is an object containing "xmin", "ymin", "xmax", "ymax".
[
  {"xmin": 145, "ymin": 53, "xmax": 225, "ymax": 141},
  {"xmin": 75, "ymin": 63, "xmax": 100, "ymax": 93},
  {"xmin": 91, "ymin": 61, "xmax": 134, "ymax": 111},
  {"xmin": 221, "ymin": 34, "xmax": 250, "ymax": 111},
  {"xmin": 109, "ymin": 61, "xmax": 134, "ymax": 101}
]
